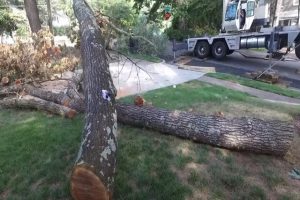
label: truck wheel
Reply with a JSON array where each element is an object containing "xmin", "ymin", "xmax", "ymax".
[
  {"xmin": 212, "ymin": 41, "xmax": 228, "ymax": 59},
  {"xmin": 296, "ymin": 43, "xmax": 300, "ymax": 59},
  {"xmin": 194, "ymin": 41, "xmax": 210, "ymax": 59}
]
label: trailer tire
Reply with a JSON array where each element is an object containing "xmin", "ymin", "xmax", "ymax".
[
  {"xmin": 212, "ymin": 41, "xmax": 228, "ymax": 59},
  {"xmin": 296, "ymin": 43, "xmax": 300, "ymax": 59},
  {"xmin": 194, "ymin": 41, "xmax": 210, "ymax": 59}
]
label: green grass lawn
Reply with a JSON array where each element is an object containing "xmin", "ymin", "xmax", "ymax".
[
  {"xmin": 1, "ymin": 81, "xmax": 300, "ymax": 199},
  {"xmin": 207, "ymin": 72, "xmax": 300, "ymax": 99}
]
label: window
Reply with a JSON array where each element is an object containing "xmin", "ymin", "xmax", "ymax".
[
  {"xmin": 293, "ymin": 0, "xmax": 299, "ymax": 6},
  {"xmin": 246, "ymin": 1, "xmax": 255, "ymax": 17},
  {"xmin": 225, "ymin": 3, "xmax": 238, "ymax": 21}
]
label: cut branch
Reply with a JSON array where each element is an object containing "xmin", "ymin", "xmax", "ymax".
[
  {"xmin": 95, "ymin": 10, "xmax": 157, "ymax": 51},
  {"xmin": 0, "ymin": 96, "xmax": 77, "ymax": 118}
]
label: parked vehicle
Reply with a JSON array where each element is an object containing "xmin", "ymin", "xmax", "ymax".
[{"xmin": 186, "ymin": 0, "xmax": 300, "ymax": 59}]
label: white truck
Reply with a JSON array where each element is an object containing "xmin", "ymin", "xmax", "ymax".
[{"xmin": 186, "ymin": 0, "xmax": 300, "ymax": 60}]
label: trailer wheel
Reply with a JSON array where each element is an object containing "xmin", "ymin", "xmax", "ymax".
[
  {"xmin": 296, "ymin": 43, "xmax": 300, "ymax": 59},
  {"xmin": 212, "ymin": 41, "xmax": 228, "ymax": 59},
  {"xmin": 194, "ymin": 41, "xmax": 210, "ymax": 59}
]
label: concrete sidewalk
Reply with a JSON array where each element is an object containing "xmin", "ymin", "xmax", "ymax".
[
  {"xmin": 199, "ymin": 76, "xmax": 300, "ymax": 105},
  {"xmin": 109, "ymin": 60, "xmax": 205, "ymax": 98}
]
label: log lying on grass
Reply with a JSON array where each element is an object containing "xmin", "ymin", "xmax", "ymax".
[
  {"xmin": 0, "ymin": 96, "xmax": 77, "ymax": 118},
  {"xmin": 24, "ymin": 85, "xmax": 85, "ymax": 112},
  {"xmin": 2, "ymin": 84, "xmax": 295, "ymax": 156},
  {"xmin": 117, "ymin": 103, "xmax": 295, "ymax": 156},
  {"xmin": 3, "ymin": 83, "xmax": 295, "ymax": 156}
]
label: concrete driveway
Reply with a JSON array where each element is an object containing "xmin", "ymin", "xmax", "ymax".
[{"xmin": 109, "ymin": 60, "xmax": 205, "ymax": 98}]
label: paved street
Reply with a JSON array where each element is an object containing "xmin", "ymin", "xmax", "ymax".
[{"xmin": 178, "ymin": 50, "xmax": 300, "ymax": 89}]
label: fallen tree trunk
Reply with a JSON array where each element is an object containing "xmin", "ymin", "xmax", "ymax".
[
  {"xmin": 3, "ymin": 84, "xmax": 295, "ymax": 155},
  {"xmin": 71, "ymin": 0, "xmax": 118, "ymax": 200},
  {"xmin": 0, "ymin": 96, "xmax": 77, "ymax": 118},
  {"xmin": 24, "ymin": 85, "xmax": 85, "ymax": 112},
  {"xmin": 117, "ymin": 104, "xmax": 294, "ymax": 156}
]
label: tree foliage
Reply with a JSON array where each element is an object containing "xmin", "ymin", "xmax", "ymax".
[
  {"xmin": 167, "ymin": 0, "xmax": 222, "ymax": 40},
  {"xmin": 132, "ymin": 0, "xmax": 177, "ymax": 22},
  {"xmin": 0, "ymin": 1, "xmax": 18, "ymax": 35},
  {"xmin": 132, "ymin": 0, "xmax": 223, "ymax": 40},
  {"xmin": 0, "ymin": 11, "xmax": 17, "ymax": 35}
]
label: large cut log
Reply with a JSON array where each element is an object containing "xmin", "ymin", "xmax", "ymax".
[
  {"xmin": 71, "ymin": 0, "xmax": 118, "ymax": 200},
  {"xmin": 0, "ymin": 96, "xmax": 77, "ymax": 118},
  {"xmin": 10, "ymin": 84, "xmax": 294, "ymax": 156},
  {"xmin": 116, "ymin": 104, "xmax": 294, "ymax": 156},
  {"xmin": 24, "ymin": 85, "xmax": 85, "ymax": 112}
]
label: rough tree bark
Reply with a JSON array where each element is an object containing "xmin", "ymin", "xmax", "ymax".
[
  {"xmin": 117, "ymin": 104, "xmax": 294, "ymax": 156},
  {"xmin": 3, "ymin": 83, "xmax": 295, "ymax": 156},
  {"xmin": 0, "ymin": 96, "xmax": 77, "ymax": 118},
  {"xmin": 71, "ymin": 0, "xmax": 118, "ymax": 200},
  {"xmin": 24, "ymin": 0, "xmax": 41, "ymax": 33},
  {"xmin": 46, "ymin": 0, "xmax": 53, "ymax": 33}
]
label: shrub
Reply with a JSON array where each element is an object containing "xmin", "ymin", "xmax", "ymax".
[{"xmin": 116, "ymin": 15, "xmax": 167, "ymax": 56}]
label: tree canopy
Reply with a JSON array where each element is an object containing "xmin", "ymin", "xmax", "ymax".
[{"xmin": 131, "ymin": 0, "xmax": 223, "ymax": 39}]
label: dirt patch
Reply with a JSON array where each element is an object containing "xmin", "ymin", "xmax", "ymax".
[{"xmin": 31, "ymin": 178, "xmax": 44, "ymax": 191}]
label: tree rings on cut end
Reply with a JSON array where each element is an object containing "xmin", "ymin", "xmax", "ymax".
[
  {"xmin": 1, "ymin": 77, "xmax": 9, "ymax": 86},
  {"xmin": 71, "ymin": 165, "xmax": 111, "ymax": 200}
]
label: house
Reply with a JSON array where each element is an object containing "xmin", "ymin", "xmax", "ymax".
[{"xmin": 278, "ymin": 0, "xmax": 299, "ymax": 26}]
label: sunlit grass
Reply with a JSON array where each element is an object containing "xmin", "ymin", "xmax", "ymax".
[
  {"xmin": 207, "ymin": 72, "xmax": 300, "ymax": 99},
  {"xmin": 1, "ymin": 81, "xmax": 299, "ymax": 199}
]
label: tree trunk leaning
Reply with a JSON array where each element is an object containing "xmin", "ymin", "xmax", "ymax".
[
  {"xmin": 24, "ymin": 0, "xmax": 41, "ymax": 33},
  {"xmin": 71, "ymin": 0, "xmax": 118, "ymax": 200},
  {"xmin": 117, "ymin": 104, "xmax": 294, "ymax": 156}
]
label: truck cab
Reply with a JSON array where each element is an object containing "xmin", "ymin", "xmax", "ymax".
[{"xmin": 223, "ymin": 0, "xmax": 268, "ymax": 33}]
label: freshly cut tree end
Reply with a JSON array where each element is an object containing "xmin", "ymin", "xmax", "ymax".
[
  {"xmin": 71, "ymin": 165, "xmax": 111, "ymax": 200},
  {"xmin": 63, "ymin": 99, "xmax": 70, "ymax": 107},
  {"xmin": 66, "ymin": 109, "xmax": 77, "ymax": 119},
  {"xmin": 1, "ymin": 77, "xmax": 9, "ymax": 86}
]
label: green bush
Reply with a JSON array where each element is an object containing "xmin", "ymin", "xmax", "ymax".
[{"xmin": 116, "ymin": 15, "xmax": 167, "ymax": 56}]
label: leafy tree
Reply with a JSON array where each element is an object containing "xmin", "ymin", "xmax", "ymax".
[
  {"xmin": 0, "ymin": 0, "xmax": 18, "ymax": 36},
  {"xmin": 166, "ymin": 0, "xmax": 222, "ymax": 40},
  {"xmin": 132, "ymin": 0, "xmax": 178, "ymax": 22}
]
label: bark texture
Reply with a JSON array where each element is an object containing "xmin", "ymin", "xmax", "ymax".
[
  {"xmin": 0, "ymin": 96, "xmax": 76, "ymax": 118},
  {"xmin": 71, "ymin": 0, "xmax": 117, "ymax": 199},
  {"xmin": 117, "ymin": 104, "xmax": 294, "ymax": 156},
  {"xmin": 4, "ymin": 83, "xmax": 294, "ymax": 156},
  {"xmin": 24, "ymin": 85, "xmax": 85, "ymax": 112},
  {"xmin": 24, "ymin": 0, "xmax": 41, "ymax": 33}
]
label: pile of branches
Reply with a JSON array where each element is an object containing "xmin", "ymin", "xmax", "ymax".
[{"xmin": 0, "ymin": 28, "xmax": 79, "ymax": 85}]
